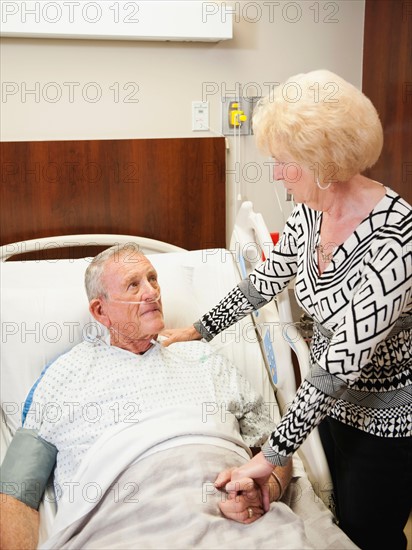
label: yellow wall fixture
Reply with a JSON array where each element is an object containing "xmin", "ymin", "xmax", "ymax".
[
  {"xmin": 221, "ymin": 96, "xmax": 260, "ymax": 136},
  {"xmin": 229, "ymin": 102, "xmax": 248, "ymax": 128}
]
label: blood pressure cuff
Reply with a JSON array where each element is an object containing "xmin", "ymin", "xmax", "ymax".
[{"xmin": 0, "ymin": 428, "xmax": 57, "ymax": 510}]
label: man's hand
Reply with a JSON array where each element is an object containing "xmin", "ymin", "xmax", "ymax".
[
  {"xmin": 214, "ymin": 468, "xmax": 264, "ymax": 524},
  {"xmin": 160, "ymin": 325, "xmax": 201, "ymax": 347}
]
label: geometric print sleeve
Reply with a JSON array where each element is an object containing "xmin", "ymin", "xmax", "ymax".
[
  {"xmin": 262, "ymin": 379, "xmax": 339, "ymax": 466},
  {"xmin": 194, "ymin": 285, "xmax": 264, "ymax": 341},
  {"xmin": 194, "ymin": 207, "xmax": 300, "ymax": 341},
  {"xmin": 248, "ymin": 212, "xmax": 299, "ymax": 300},
  {"xmin": 263, "ymin": 219, "xmax": 412, "ymax": 466},
  {"xmin": 262, "ymin": 362, "xmax": 352, "ymax": 465}
]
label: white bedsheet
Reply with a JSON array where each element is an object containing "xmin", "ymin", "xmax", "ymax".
[
  {"xmin": 42, "ymin": 406, "xmax": 250, "ymax": 544},
  {"xmin": 40, "ymin": 406, "xmax": 358, "ymax": 550}
]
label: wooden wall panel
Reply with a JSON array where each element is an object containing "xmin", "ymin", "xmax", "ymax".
[
  {"xmin": 362, "ymin": 0, "xmax": 412, "ymax": 205},
  {"xmin": 0, "ymin": 137, "xmax": 226, "ymax": 254}
]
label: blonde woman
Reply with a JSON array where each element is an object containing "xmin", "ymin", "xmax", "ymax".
[{"xmin": 163, "ymin": 70, "xmax": 412, "ymax": 550}]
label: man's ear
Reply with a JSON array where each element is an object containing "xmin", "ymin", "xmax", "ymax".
[{"xmin": 89, "ymin": 298, "xmax": 110, "ymax": 328}]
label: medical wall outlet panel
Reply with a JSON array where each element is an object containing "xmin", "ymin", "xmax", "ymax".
[
  {"xmin": 222, "ymin": 97, "xmax": 250, "ymax": 135},
  {"xmin": 221, "ymin": 96, "xmax": 260, "ymax": 136},
  {"xmin": 192, "ymin": 101, "xmax": 209, "ymax": 131},
  {"xmin": 229, "ymin": 101, "xmax": 247, "ymax": 128},
  {"xmin": 249, "ymin": 96, "xmax": 262, "ymax": 135}
]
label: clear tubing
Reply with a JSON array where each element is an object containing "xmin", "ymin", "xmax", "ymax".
[
  {"xmin": 149, "ymin": 337, "xmax": 237, "ymax": 364},
  {"xmin": 107, "ymin": 292, "xmax": 161, "ymax": 305},
  {"xmin": 273, "ymin": 181, "xmax": 286, "ymax": 228}
]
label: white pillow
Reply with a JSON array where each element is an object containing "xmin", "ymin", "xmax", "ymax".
[{"xmin": 1, "ymin": 250, "xmax": 276, "ymax": 435}]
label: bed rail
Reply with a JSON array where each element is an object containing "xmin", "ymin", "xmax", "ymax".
[
  {"xmin": 0, "ymin": 234, "xmax": 186, "ymax": 261},
  {"xmin": 231, "ymin": 201, "xmax": 334, "ymax": 511}
]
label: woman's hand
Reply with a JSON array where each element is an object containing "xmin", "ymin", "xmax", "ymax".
[
  {"xmin": 215, "ymin": 467, "xmax": 264, "ymax": 524},
  {"xmin": 215, "ymin": 452, "xmax": 274, "ymax": 513},
  {"xmin": 160, "ymin": 326, "xmax": 201, "ymax": 347}
]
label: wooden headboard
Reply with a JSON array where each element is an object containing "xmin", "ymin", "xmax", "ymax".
[{"xmin": 0, "ymin": 137, "xmax": 226, "ymax": 255}]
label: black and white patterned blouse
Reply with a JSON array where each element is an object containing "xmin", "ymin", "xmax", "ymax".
[{"xmin": 195, "ymin": 188, "xmax": 412, "ymax": 466}]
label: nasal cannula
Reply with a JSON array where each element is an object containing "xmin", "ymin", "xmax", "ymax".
[
  {"xmin": 114, "ymin": 294, "xmax": 238, "ymax": 362},
  {"xmin": 106, "ymin": 292, "xmax": 161, "ymax": 305}
]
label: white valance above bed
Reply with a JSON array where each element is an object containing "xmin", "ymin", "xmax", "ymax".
[{"xmin": 0, "ymin": 1, "xmax": 233, "ymax": 42}]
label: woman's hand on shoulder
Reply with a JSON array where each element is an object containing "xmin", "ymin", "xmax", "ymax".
[{"xmin": 160, "ymin": 325, "xmax": 201, "ymax": 347}]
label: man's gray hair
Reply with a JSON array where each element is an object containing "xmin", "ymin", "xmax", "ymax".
[{"xmin": 85, "ymin": 242, "xmax": 143, "ymax": 302}]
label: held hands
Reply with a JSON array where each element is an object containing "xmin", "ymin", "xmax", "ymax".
[
  {"xmin": 160, "ymin": 325, "xmax": 201, "ymax": 347},
  {"xmin": 214, "ymin": 468, "xmax": 264, "ymax": 524},
  {"xmin": 214, "ymin": 453, "xmax": 277, "ymax": 524}
]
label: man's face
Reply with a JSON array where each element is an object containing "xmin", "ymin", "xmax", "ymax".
[{"xmin": 101, "ymin": 252, "xmax": 164, "ymax": 342}]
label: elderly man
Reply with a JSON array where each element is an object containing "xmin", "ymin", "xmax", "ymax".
[{"xmin": 1, "ymin": 244, "xmax": 294, "ymax": 549}]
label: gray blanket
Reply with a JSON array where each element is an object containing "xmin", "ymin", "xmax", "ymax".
[
  {"xmin": 54, "ymin": 444, "xmax": 313, "ymax": 550},
  {"xmin": 40, "ymin": 408, "xmax": 358, "ymax": 549}
]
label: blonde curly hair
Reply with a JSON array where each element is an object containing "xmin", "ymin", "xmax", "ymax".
[{"xmin": 253, "ymin": 70, "xmax": 383, "ymax": 184}]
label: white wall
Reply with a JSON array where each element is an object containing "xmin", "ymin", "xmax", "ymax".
[{"xmin": 0, "ymin": 0, "xmax": 365, "ymax": 244}]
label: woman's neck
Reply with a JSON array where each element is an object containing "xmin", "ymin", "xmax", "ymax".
[{"xmin": 319, "ymin": 175, "xmax": 385, "ymax": 222}]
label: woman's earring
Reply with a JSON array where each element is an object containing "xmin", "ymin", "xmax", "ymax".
[{"xmin": 316, "ymin": 178, "xmax": 332, "ymax": 191}]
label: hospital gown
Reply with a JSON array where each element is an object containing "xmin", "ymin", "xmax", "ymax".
[{"xmin": 23, "ymin": 339, "xmax": 275, "ymax": 490}]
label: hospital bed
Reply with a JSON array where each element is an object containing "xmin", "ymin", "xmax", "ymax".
[{"xmin": 0, "ymin": 201, "xmax": 358, "ymax": 549}]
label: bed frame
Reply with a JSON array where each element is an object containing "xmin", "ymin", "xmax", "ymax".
[
  {"xmin": 0, "ymin": 136, "xmax": 332, "ymax": 495},
  {"xmin": 0, "ymin": 137, "xmax": 349, "ymax": 548}
]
